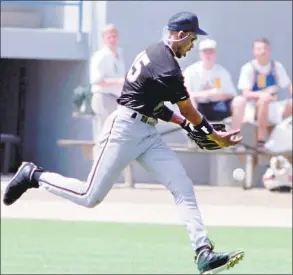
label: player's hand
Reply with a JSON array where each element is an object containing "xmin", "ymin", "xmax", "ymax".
[{"xmin": 208, "ymin": 129, "xmax": 242, "ymax": 148}]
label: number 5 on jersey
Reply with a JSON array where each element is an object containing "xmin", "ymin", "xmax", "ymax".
[{"xmin": 127, "ymin": 51, "xmax": 150, "ymax": 82}]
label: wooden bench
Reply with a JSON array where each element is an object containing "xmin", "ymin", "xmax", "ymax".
[
  {"xmin": 56, "ymin": 138, "xmax": 267, "ymax": 189},
  {"xmin": 60, "ymin": 112, "xmax": 291, "ymax": 189}
]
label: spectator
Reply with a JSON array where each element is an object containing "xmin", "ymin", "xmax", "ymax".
[
  {"xmin": 238, "ymin": 38, "xmax": 292, "ymax": 150},
  {"xmin": 90, "ymin": 24, "xmax": 125, "ymax": 143},
  {"xmin": 184, "ymin": 39, "xmax": 246, "ymax": 131}
]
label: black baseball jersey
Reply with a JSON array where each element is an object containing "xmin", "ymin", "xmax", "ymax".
[{"xmin": 117, "ymin": 41, "xmax": 189, "ymax": 117}]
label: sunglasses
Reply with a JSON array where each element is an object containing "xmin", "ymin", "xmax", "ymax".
[{"xmin": 183, "ymin": 32, "xmax": 198, "ymax": 44}]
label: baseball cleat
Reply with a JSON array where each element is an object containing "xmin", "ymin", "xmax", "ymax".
[
  {"xmin": 195, "ymin": 246, "xmax": 244, "ymax": 274},
  {"xmin": 3, "ymin": 162, "xmax": 42, "ymax": 206}
]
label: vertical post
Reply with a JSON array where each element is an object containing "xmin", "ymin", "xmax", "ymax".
[
  {"xmin": 77, "ymin": 0, "xmax": 83, "ymax": 42},
  {"xmin": 244, "ymin": 153, "xmax": 254, "ymax": 189},
  {"xmin": 124, "ymin": 163, "xmax": 135, "ymax": 188}
]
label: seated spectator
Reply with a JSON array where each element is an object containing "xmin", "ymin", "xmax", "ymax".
[
  {"xmin": 184, "ymin": 39, "xmax": 246, "ymax": 131},
  {"xmin": 238, "ymin": 38, "xmax": 292, "ymax": 150}
]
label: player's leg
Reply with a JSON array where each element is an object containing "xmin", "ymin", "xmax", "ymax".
[
  {"xmin": 230, "ymin": 96, "xmax": 246, "ymax": 130},
  {"xmin": 137, "ymin": 137, "xmax": 209, "ymax": 251},
  {"xmin": 92, "ymin": 93, "xmax": 118, "ymax": 158},
  {"xmin": 255, "ymin": 96, "xmax": 271, "ymax": 147},
  {"xmin": 91, "ymin": 93, "xmax": 106, "ymax": 143},
  {"xmin": 136, "ymin": 134, "xmax": 244, "ymax": 274},
  {"xmin": 3, "ymin": 112, "xmax": 139, "ymax": 207}
]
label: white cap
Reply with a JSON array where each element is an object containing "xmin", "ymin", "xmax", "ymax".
[{"xmin": 199, "ymin": 39, "xmax": 217, "ymax": 51}]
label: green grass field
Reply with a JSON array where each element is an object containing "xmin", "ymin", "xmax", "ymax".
[{"xmin": 1, "ymin": 218, "xmax": 292, "ymax": 274}]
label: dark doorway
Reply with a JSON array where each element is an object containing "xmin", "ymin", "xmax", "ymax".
[{"xmin": 0, "ymin": 58, "xmax": 28, "ymax": 172}]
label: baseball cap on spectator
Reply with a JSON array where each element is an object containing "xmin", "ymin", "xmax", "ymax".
[
  {"xmin": 199, "ymin": 39, "xmax": 217, "ymax": 51},
  {"xmin": 167, "ymin": 12, "xmax": 208, "ymax": 35}
]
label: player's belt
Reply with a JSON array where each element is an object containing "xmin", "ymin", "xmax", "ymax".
[{"xmin": 131, "ymin": 112, "xmax": 158, "ymax": 126}]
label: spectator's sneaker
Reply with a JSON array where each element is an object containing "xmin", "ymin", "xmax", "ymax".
[
  {"xmin": 195, "ymin": 244, "xmax": 244, "ymax": 274},
  {"xmin": 3, "ymin": 162, "xmax": 43, "ymax": 206}
]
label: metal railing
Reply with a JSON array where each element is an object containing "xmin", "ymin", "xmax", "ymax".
[{"xmin": 1, "ymin": 1, "xmax": 83, "ymax": 37}]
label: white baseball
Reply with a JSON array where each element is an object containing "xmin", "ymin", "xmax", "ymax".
[{"xmin": 233, "ymin": 168, "xmax": 246, "ymax": 181}]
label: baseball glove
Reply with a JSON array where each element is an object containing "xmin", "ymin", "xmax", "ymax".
[
  {"xmin": 210, "ymin": 123, "xmax": 227, "ymax": 132},
  {"xmin": 181, "ymin": 120, "xmax": 227, "ymax": 150}
]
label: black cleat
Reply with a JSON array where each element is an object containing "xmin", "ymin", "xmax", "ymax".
[
  {"xmin": 196, "ymin": 243, "xmax": 244, "ymax": 274},
  {"xmin": 3, "ymin": 162, "xmax": 43, "ymax": 206}
]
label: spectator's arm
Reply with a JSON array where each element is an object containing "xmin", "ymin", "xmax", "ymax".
[
  {"xmin": 274, "ymin": 62, "xmax": 292, "ymax": 95},
  {"xmin": 238, "ymin": 64, "xmax": 263, "ymax": 100},
  {"xmin": 184, "ymin": 66, "xmax": 231, "ymax": 102},
  {"xmin": 90, "ymin": 53, "xmax": 124, "ymax": 87},
  {"xmin": 190, "ymin": 69, "xmax": 236, "ymax": 102},
  {"xmin": 96, "ymin": 78, "xmax": 124, "ymax": 87},
  {"xmin": 193, "ymin": 69, "xmax": 238, "ymax": 101},
  {"xmin": 190, "ymin": 88, "xmax": 232, "ymax": 101}
]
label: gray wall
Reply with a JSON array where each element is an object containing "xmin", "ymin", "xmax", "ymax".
[
  {"xmin": 1, "ymin": 29, "xmax": 89, "ymax": 60},
  {"xmin": 0, "ymin": 1, "xmax": 92, "ymax": 60},
  {"xmin": 22, "ymin": 60, "xmax": 92, "ymax": 180},
  {"xmin": 108, "ymin": 1, "xmax": 292, "ymax": 98},
  {"xmin": 1, "ymin": 1, "xmax": 292, "ymax": 185}
]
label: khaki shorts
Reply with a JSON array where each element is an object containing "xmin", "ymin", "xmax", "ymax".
[{"xmin": 244, "ymin": 99, "xmax": 289, "ymax": 125}]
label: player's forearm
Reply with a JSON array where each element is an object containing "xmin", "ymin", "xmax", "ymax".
[
  {"xmin": 179, "ymin": 105, "xmax": 203, "ymax": 126},
  {"xmin": 169, "ymin": 112, "xmax": 185, "ymax": 125},
  {"xmin": 154, "ymin": 104, "xmax": 202, "ymax": 126},
  {"xmin": 93, "ymin": 78, "xmax": 124, "ymax": 87}
]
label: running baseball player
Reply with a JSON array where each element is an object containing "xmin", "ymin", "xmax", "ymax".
[{"xmin": 3, "ymin": 12, "xmax": 244, "ymax": 274}]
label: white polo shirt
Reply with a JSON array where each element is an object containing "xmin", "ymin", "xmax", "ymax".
[
  {"xmin": 237, "ymin": 59, "xmax": 291, "ymax": 90},
  {"xmin": 90, "ymin": 46, "xmax": 125, "ymax": 97},
  {"xmin": 183, "ymin": 61, "xmax": 237, "ymax": 103}
]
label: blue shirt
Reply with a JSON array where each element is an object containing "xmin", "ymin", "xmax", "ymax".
[{"xmin": 252, "ymin": 61, "xmax": 277, "ymax": 92}]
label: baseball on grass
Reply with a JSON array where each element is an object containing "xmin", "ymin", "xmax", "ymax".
[{"xmin": 233, "ymin": 168, "xmax": 246, "ymax": 181}]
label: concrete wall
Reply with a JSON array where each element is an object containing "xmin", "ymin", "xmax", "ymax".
[
  {"xmin": 1, "ymin": 1, "xmax": 292, "ymax": 186},
  {"xmin": 1, "ymin": 28, "xmax": 89, "ymax": 60},
  {"xmin": 108, "ymin": 1, "xmax": 292, "ymax": 99},
  {"xmin": 0, "ymin": 1, "xmax": 94, "ymax": 60}
]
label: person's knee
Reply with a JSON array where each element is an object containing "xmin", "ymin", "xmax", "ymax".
[
  {"xmin": 256, "ymin": 96, "xmax": 271, "ymax": 107},
  {"xmin": 83, "ymin": 196, "xmax": 103, "ymax": 208},
  {"xmin": 232, "ymin": 95, "xmax": 247, "ymax": 108}
]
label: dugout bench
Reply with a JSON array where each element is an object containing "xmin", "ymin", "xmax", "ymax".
[
  {"xmin": 56, "ymin": 136, "xmax": 272, "ymax": 190},
  {"xmin": 57, "ymin": 113, "xmax": 291, "ymax": 190}
]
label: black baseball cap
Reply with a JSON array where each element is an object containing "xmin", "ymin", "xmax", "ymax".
[{"xmin": 167, "ymin": 11, "xmax": 208, "ymax": 35}]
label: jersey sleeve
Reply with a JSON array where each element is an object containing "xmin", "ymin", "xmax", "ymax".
[
  {"xmin": 237, "ymin": 63, "xmax": 254, "ymax": 90},
  {"xmin": 157, "ymin": 71, "xmax": 190, "ymax": 104},
  {"xmin": 221, "ymin": 68, "xmax": 237, "ymax": 97}
]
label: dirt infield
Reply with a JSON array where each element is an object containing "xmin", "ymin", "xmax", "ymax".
[{"xmin": 1, "ymin": 175, "xmax": 292, "ymax": 228}]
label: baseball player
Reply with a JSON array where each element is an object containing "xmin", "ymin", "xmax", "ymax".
[{"xmin": 3, "ymin": 12, "xmax": 244, "ymax": 274}]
